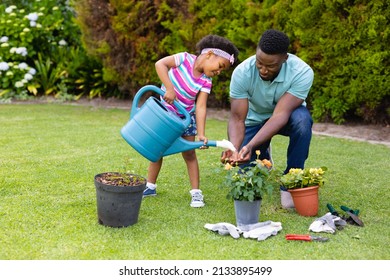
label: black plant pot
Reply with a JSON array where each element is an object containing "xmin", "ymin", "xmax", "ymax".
[{"xmin": 94, "ymin": 172, "xmax": 146, "ymax": 228}]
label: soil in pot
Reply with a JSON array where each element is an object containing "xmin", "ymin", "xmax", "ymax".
[{"xmin": 94, "ymin": 172, "xmax": 146, "ymax": 227}]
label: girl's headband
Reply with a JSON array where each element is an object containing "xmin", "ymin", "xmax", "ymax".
[{"xmin": 201, "ymin": 48, "xmax": 235, "ymax": 65}]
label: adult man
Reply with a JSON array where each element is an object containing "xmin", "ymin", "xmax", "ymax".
[{"xmin": 221, "ymin": 29, "xmax": 314, "ymax": 208}]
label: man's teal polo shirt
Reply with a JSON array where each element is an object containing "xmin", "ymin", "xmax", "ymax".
[{"xmin": 230, "ymin": 53, "xmax": 314, "ymax": 126}]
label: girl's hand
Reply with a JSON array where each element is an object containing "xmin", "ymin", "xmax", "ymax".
[
  {"xmin": 198, "ymin": 135, "xmax": 208, "ymax": 149},
  {"xmin": 163, "ymin": 90, "xmax": 176, "ymax": 104}
]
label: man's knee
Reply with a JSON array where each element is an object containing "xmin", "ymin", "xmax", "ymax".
[{"xmin": 290, "ymin": 107, "xmax": 313, "ymax": 133}]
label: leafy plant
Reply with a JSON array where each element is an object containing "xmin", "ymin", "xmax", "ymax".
[
  {"xmin": 221, "ymin": 151, "xmax": 279, "ymax": 202},
  {"xmin": 279, "ymin": 167, "xmax": 327, "ymax": 190}
]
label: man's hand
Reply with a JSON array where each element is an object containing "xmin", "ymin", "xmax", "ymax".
[
  {"xmin": 220, "ymin": 148, "xmax": 251, "ymax": 164},
  {"xmin": 237, "ymin": 145, "xmax": 252, "ymax": 162}
]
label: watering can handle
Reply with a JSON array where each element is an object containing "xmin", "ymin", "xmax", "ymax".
[{"xmin": 130, "ymin": 85, "xmax": 190, "ymax": 120}]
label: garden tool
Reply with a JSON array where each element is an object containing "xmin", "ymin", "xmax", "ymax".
[
  {"xmin": 204, "ymin": 222, "xmax": 241, "ymax": 239},
  {"xmin": 326, "ymin": 203, "xmax": 341, "ymax": 217},
  {"xmin": 242, "ymin": 221, "xmax": 282, "ymax": 241},
  {"xmin": 121, "ymin": 85, "xmax": 236, "ymax": 162},
  {"xmin": 341, "ymin": 205, "xmax": 364, "ymax": 227},
  {"xmin": 309, "ymin": 212, "xmax": 347, "ymax": 234},
  {"xmin": 285, "ymin": 234, "xmax": 329, "ymax": 242}
]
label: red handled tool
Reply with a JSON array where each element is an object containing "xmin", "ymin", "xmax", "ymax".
[{"xmin": 285, "ymin": 234, "xmax": 329, "ymax": 242}]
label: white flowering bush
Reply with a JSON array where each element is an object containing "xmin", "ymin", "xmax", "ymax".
[{"xmin": 0, "ymin": 0, "xmax": 77, "ymax": 99}]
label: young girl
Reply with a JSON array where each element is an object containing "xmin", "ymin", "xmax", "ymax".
[{"xmin": 143, "ymin": 35, "xmax": 239, "ymax": 207}]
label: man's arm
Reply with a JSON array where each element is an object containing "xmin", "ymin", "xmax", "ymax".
[
  {"xmin": 221, "ymin": 97, "xmax": 248, "ymax": 162},
  {"xmin": 238, "ymin": 92, "xmax": 304, "ymax": 161}
]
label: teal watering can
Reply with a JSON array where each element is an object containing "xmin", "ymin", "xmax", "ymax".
[{"xmin": 120, "ymin": 85, "xmax": 236, "ymax": 162}]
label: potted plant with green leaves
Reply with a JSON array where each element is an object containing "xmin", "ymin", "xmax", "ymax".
[
  {"xmin": 94, "ymin": 172, "xmax": 146, "ymax": 227},
  {"xmin": 221, "ymin": 151, "xmax": 279, "ymax": 226},
  {"xmin": 279, "ymin": 167, "xmax": 327, "ymax": 216}
]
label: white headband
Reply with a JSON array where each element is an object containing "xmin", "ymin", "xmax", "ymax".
[{"xmin": 201, "ymin": 48, "xmax": 235, "ymax": 65}]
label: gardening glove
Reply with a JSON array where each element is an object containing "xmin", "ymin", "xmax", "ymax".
[
  {"xmin": 309, "ymin": 212, "xmax": 347, "ymax": 234},
  {"xmin": 237, "ymin": 221, "xmax": 272, "ymax": 232},
  {"xmin": 242, "ymin": 221, "xmax": 282, "ymax": 241},
  {"xmin": 204, "ymin": 222, "xmax": 241, "ymax": 239}
]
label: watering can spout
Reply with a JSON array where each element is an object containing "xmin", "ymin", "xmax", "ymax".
[{"xmin": 163, "ymin": 139, "xmax": 236, "ymax": 157}]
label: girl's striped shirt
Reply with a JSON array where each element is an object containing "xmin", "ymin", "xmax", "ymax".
[{"xmin": 162, "ymin": 52, "xmax": 212, "ymax": 115}]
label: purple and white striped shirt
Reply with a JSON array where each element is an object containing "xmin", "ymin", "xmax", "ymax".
[{"xmin": 161, "ymin": 52, "xmax": 212, "ymax": 115}]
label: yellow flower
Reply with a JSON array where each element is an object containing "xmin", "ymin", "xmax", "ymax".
[
  {"xmin": 256, "ymin": 159, "xmax": 264, "ymax": 166},
  {"xmin": 255, "ymin": 150, "xmax": 260, "ymax": 156},
  {"xmin": 262, "ymin": 159, "xmax": 272, "ymax": 169},
  {"xmin": 224, "ymin": 162, "xmax": 233, "ymax": 170}
]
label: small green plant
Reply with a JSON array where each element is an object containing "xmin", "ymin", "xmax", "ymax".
[
  {"xmin": 221, "ymin": 151, "xmax": 279, "ymax": 202},
  {"xmin": 279, "ymin": 167, "xmax": 327, "ymax": 190}
]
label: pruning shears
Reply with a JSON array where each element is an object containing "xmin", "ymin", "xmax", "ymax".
[{"xmin": 285, "ymin": 234, "xmax": 329, "ymax": 242}]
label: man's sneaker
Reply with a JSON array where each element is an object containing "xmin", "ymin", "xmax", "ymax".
[
  {"xmin": 190, "ymin": 190, "xmax": 205, "ymax": 208},
  {"xmin": 143, "ymin": 186, "xmax": 156, "ymax": 197}
]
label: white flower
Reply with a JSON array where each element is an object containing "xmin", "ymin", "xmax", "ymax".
[
  {"xmin": 30, "ymin": 21, "xmax": 37, "ymax": 27},
  {"xmin": 58, "ymin": 39, "xmax": 67, "ymax": 46},
  {"xmin": 18, "ymin": 62, "xmax": 28, "ymax": 70},
  {"xmin": 16, "ymin": 47, "xmax": 28, "ymax": 56},
  {"xmin": 28, "ymin": 68, "xmax": 37, "ymax": 75},
  {"xmin": 6, "ymin": 71, "xmax": 13, "ymax": 76},
  {"xmin": 26, "ymin": 12, "xmax": 38, "ymax": 21},
  {"xmin": 5, "ymin": 6, "xmax": 16, "ymax": 13},
  {"xmin": 0, "ymin": 62, "xmax": 9, "ymax": 71},
  {"xmin": 15, "ymin": 81, "xmax": 24, "ymax": 88},
  {"xmin": 10, "ymin": 47, "xmax": 16, "ymax": 54},
  {"xmin": 23, "ymin": 28, "xmax": 31, "ymax": 33},
  {"xmin": 1, "ymin": 43, "xmax": 9, "ymax": 48},
  {"xmin": 24, "ymin": 73, "xmax": 33, "ymax": 80},
  {"xmin": 0, "ymin": 36, "xmax": 8, "ymax": 43}
]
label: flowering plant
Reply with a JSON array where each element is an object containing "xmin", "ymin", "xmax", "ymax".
[
  {"xmin": 222, "ymin": 151, "xmax": 279, "ymax": 202},
  {"xmin": 279, "ymin": 167, "xmax": 327, "ymax": 190}
]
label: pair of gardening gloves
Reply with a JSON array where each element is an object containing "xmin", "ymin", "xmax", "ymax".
[
  {"xmin": 204, "ymin": 221, "xmax": 282, "ymax": 241},
  {"xmin": 309, "ymin": 212, "xmax": 347, "ymax": 234}
]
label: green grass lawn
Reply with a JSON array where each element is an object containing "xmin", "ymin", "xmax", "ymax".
[{"xmin": 0, "ymin": 103, "xmax": 389, "ymax": 260}]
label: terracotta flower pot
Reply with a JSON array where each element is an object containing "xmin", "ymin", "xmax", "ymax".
[{"xmin": 288, "ymin": 186, "xmax": 319, "ymax": 216}]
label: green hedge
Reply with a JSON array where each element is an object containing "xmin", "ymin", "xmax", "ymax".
[
  {"xmin": 2, "ymin": 0, "xmax": 387, "ymax": 124},
  {"xmin": 74, "ymin": 0, "xmax": 389, "ymax": 124}
]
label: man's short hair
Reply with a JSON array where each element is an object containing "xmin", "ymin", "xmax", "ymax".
[{"xmin": 258, "ymin": 29, "xmax": 290, "ymax": 54}]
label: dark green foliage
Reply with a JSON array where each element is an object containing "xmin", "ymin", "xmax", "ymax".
[
  {"xmin": 73, "ymin": 0, "xmax": 389, "ymax": 123},
  {"xmin": 286, "ymin": 0, "xmax": 389, "ymax": 124}
]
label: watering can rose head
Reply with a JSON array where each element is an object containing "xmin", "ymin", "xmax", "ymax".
[
  {"xmin": 221, "ymin": 150, "xmax": 279, "ymax": 202},
  {"xmin": 279, "ymin": 167, "xmax": 328, "ymax": 190}
]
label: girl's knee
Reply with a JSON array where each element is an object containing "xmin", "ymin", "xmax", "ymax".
[{"xmin": 182, "ymin": 150, "xmax": 197, "ymax": 161}]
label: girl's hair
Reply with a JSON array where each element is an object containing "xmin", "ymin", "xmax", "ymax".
[
  {"xmin": 195, "ymin": 35, "xmax": 239, "ymax": 65},
  {"xmin": 258, "ymin": 29, "xmax": 290, "ymax": 55}
]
